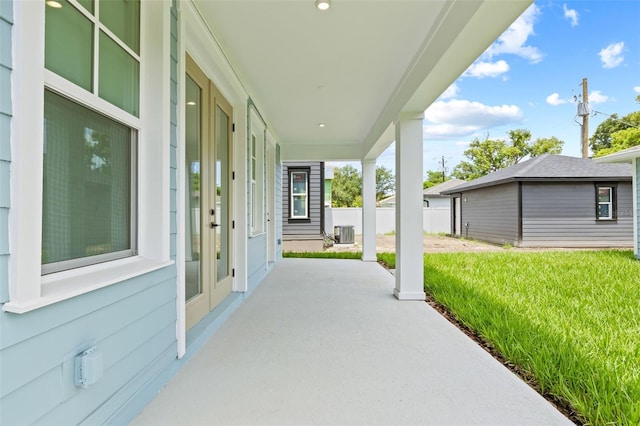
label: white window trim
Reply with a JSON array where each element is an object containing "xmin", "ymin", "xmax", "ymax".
[
  {"xmin": 597, "ymin": 185, "xmax": 614, "ymax": 220},
  {"xmin": 290, "ymin": 170, "xmax": 309, "ymax": 219},
  {"xmin": 5, "ymin": 0, "xmax": 173, "ymax": 314},
  {"xmin": 248, "ymin": 106, "xmax": 265, "ymax": 237},
  {"xmin": 251, "ymin": 135, "xmax": 257, "ymax": 233}
]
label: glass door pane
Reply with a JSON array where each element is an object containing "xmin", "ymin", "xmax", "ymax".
[
  {"xmin": 185, "ymin": 75, "xmax": 201, "ymax": 302},
  {"xmin": 215, "ymin": 105, "xmax": 229, "ymax": 282}
]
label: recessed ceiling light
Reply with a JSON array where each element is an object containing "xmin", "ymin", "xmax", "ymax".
[
  {"xmin": 186, "ymin": 101, "xmax": 196, "ymax": 106},
  {"xmin": 315, "ymin": 0, "xmax": 331, "ymax": 11},
  {"xmin": 46, "ymin": 0, "xmax": 63, "ymax": 8},
  {"xmin": 318, "ymin": 123, "xmax": 326, "ymax": 128}
]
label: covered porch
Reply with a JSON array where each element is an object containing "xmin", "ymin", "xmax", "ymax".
[{"xmin": 134, "ymin": 258, "xmax": 570, "ymax": 425}]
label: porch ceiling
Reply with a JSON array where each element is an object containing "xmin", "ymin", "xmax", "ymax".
[{"xmin": 193, "ymin": 0, "xmax": 532, "ymax": 161}]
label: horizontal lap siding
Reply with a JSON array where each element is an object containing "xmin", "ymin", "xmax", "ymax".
[
  {"xmin": 0, "ymin": 268, "xmax": 178, "ymax": 425},
  {"xmin": 282, "ymin": 162, "xmax": 322, "ymax": 237},
  {"xmin": 460, "ymin": 183, "xmax": 519, "ymax": 245},
  {"xmin": 0, "ymin": 5, "xmax": 179, "ymax": 424},
  {"xmin": 521, "ymin": 182, "xmax": 633, "ymax": 247},
  {"xmin": 169, "ymin": 0, "xmax": 178, "ymax": 261},
  {"xmin": 247, "ymin": 234, "xmax": 267, "ymax": 290},
  {"xmin": 0, "ymin": 1, "xmax": 12, "ymax": 303},
  {"xmin": 275, "ymin": 145, "xmax": 282, "ymax": 258}
]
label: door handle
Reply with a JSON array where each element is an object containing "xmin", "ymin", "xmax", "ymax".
[{"xmin": 210, "ymin": 222, "xmax": 220, "ymax": 228}]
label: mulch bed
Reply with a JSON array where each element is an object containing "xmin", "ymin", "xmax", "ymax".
[{"xmin": 424, "ymin": 293, "xmax": 584, "ymax": 425}]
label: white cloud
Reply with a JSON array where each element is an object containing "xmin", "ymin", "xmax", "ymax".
[
  {"xmin": 423, "ymin": 100, "xmax": 523, "ymax": 139},
  {"xmin": 439, "ymin": 83, "xmax": 459, "ymax": 100},
  {"xmin": 563, "ymin": 4, "xmax": 579, "ymax": 27},
  {"xmin": 463, "ymin": 60, "xmax": 510, "ymax": 79},
  {"xmin": 546, "ymin": 93, "xmax": 567, "ymax": 106},
  {"xmin": 633, "ymin": 86, "xmax": 640, "ymax": 93},
  {"xmin": 484, "ymin": 4, "xmax": 543, "ymax": 63},
  {"xmin": 423, "ymin": 123, "xmax": 482, "ymax": 139},
  {"xmin": 599, "ymin": 42, "xmax": 624, "ymax": 68},
  {"xmin": 589, "ymin": 90, "xmax": 608, "ymax": 104}
]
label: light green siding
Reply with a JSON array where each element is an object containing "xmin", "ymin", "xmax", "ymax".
[
  {"xmin": 0, "ymin": 2, "xmax": 179, "ymax": 424},
  {"xmin": 0, "ymin": 0, "xmax": 13, "ymax": 304}
]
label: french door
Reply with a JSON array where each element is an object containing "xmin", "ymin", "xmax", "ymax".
[{"xmin": 185, "ymin": 55, "xmax": 233, "ymax": 330}]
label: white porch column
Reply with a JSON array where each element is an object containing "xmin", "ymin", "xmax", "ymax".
[
  {"xmin": 361, "ymin": 159, "xmax": 377, "ymax": 261},
  {"xmin": 394, "ymin": 114, "xmax": 426, "ymax": 300}
]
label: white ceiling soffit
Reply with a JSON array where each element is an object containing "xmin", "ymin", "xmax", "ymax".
[{"xmin": 193, "ymin": 0, "xmax": 532, "ymax": 161}]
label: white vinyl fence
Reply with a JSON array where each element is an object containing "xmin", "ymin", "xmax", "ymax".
[{"xmin": 325, "ymin": 207, "xmax": 450, "ymax": 235}]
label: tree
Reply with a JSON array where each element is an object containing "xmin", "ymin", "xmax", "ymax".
[
  {"xmin": 593, "ymin": 122, "xmax": 640, "ymax": 158},
  {"xmin": 590, "ymin": 96, "xmax": 640, "ymax": 156},
  {"xmin": 589, "ymin": 114, "xmax": 628, "ymax": 154},
  {"xmin": 375, "ymin": 165, "xmax": 395, "ymax": 201},
  {"xmin": 529, "ymin": 136, "xmax": 564, "ymax": 157},
  {"xmin": 331, "ymin": 164, "xmax": 361, "ymax": 207},
  {"xmin": 423, "ymin": 170, "xmax": 449, "ymax": 189},
  {"xmin": 330, "ymin": 164, "xmax": 396, "ymax": 207},
  {"xmin": 452, "ymin": 129, "xmax": 564, "ymax": 180}
]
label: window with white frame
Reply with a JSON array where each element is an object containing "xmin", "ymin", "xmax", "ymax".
[
  {"xmin": 249, "ymin": 109, "xmax": 265, "ymax": 235},
  {"xmin": 42, "ymin": 0, "xmax": 140, "ymax": 274},
  {"xmin": 596, "ymin": 184, "xmax": 616, "ymax": 220},
  {"xmin": 290, "ymin": 170, "xmax": 309, "ymax": 219},
  {"xmin": 6, "ymin": 0, "xmax": 169, "ymax": 313},
  {"xmin": 251, "ymin": 134, "xmax": 257, "ymax": 232}
]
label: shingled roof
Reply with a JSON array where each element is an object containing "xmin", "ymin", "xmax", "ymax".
[
  {"xmin": 441, "ymin": 154, "xmax": 633, "ymax": 194},
  {"xmin": 423, "ymin": 178, "xmax": 465, "ymax": 197}
]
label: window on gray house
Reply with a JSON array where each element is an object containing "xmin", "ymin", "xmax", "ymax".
[
  {"xmin": 596, "ymin": 184, "xmax": 617, "ymax": 220},
  {"xmin": 289, "ymin": 169, "xmax": 310, "ymax": 220}
]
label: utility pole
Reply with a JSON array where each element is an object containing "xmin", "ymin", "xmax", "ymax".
[
  {"xmin": 441, "ymin": 156, "xmax": 446, "ymax": 182},
  {"xmin": 580, "ymin": 78, "xmax": 589, "ymax": 158}
]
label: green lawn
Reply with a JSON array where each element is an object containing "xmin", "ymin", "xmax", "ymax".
[
  {"xmin": 283, "ymin": 251, "xmax": 362, "ymax": 260},
  {"xmin": 413, "ymin": 250, "xmax": 639, "ymax": 425}
]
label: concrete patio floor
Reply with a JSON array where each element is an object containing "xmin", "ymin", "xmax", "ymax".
[{"xmin": 133, "ymin": 258, "xmax": 572, "ymax": 425}]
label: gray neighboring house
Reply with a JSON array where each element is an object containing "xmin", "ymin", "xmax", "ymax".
[
  {"xmin": 441, "ymin": 154, "xmax": 634, "ymax": 247},
  {"xmin": 281, "ymin": 162, "xmax": 325, "ymax": 251}
]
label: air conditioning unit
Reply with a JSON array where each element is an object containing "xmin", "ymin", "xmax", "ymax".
[{"xmin": 334, "ymin": 225, "xmax": 354, "ymax": 244}]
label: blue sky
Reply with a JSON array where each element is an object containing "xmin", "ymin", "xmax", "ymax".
[{"xmin": 332, "ymin": 1, "xmax": 640, "ymax": 177}]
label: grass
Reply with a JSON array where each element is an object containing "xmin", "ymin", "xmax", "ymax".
[
  {"xmin": 282, "ymin": 251, "xmax": 362, "ymax": 260},
  {"xmin": 414, "ymin": 250, "xmax": 639, "ymax": 425}
]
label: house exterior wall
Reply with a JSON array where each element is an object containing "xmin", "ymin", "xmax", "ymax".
[
  {"xmin": 458, "ymin": 182, "xmax": 520, "ymax": 245},
  {"xmin": 520, "ymin": 182, "xmax": 633, "ymax": 248},
  {"xmin": 247, "ymin": 235, "xmax": 267, "ymax": 291},
  {"xmin": 635, "ymin": 160, "xmax": 639, "ymax": 257},
  {"xmin": 275, "ymin": 145, "xmax": 283, "ymax": 259},
  {"xmin": 282, "ymin": 162, "xmax": 323, "ymax": 237},
  {"xmin": 0, "ymin": 0, "xmax": 12, "ymax": 304},
  {"xmin": 0, "ymin": 2, "xmax": 178, "ymax": 424}
]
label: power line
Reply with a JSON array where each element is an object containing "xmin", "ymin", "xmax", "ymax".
[{"xmin": 591, "ymin": 109, "xmax": 640, "ymax": 129}]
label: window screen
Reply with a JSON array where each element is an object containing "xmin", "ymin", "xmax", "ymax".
[{"xmin": 42, "ymin": 90, "xmax": 136, "ymax": 273}]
